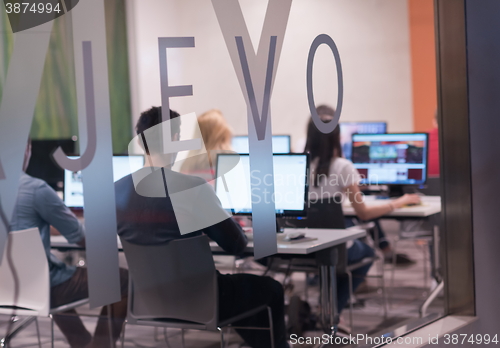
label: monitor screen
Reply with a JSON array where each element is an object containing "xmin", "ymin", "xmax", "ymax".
[
  {"xmin": 215, "ymin": 153, "xmax": 309, "ymax": 216},
  {"xmin": 64, "ymin": 155, "xmax": 145, "ymax": 208},
  {"xmin": 340, "ymin": 122, "xmax": 387, "ymax": 159},
  {"xmin": 231, "ymin": 135, "xmax": 291, "ymax": 154},
  {"xmin": 351, "ymin": 133, "xmax": 428, "ymax": 185}
]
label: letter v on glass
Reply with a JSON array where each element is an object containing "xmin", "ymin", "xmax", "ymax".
[{"xmin": 235, "ymin": 36, "xmax": 277, "ymax": 141}]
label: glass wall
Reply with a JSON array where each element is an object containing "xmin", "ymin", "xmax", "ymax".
[{"xmin": 2, "ymin": 1, "xmax": 476, "ymax": 347}]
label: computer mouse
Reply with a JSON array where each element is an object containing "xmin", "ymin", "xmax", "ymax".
[{"xmin": 285, "ymin": 231, "xmax": 306, "ymax": 241}]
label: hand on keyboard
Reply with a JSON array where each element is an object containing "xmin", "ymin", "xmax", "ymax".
[{"xmin": 394, "ymin": 194, "xmax": 421, "ymax": 209}]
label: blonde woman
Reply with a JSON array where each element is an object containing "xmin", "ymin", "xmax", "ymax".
[{"xmin": 180, "ymin": 109, "xmax": 233, "ymax": 181}]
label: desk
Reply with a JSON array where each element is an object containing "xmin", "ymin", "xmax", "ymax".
[
  {"xmin": 209, "ymin": 227, "xmax": 366, "ymax": 254},
  {"xmin": 51, "ymin": 235, "xmax": 88, "ymax": 250},
  {"xmin": 342, "ymin": 195, "xmax": 441, "ymax": 218},
  {"xmin": 52, "ymin": 228, "xmax": 365, "ymax": 254},
  {"xmin": 51, "ymin": 227, "xmax": 365, "ymax": 338}
]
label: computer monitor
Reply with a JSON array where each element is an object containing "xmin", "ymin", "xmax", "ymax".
[
  {"xmin": 340, "ymin": 122, "xmax": 387, "ymax": 159},
  {"xmin": 64, "ymin": 155, "xmax": 145, "ymax": 208},
  {"xmin": 215, "ymin": 153, "xmax": 309, "ymax": 216},
  {"xmin": 231, "ymin": 135, "xmax": 291, "ymax": 154},
  {"xmin": 351, "ymin": 133, "xmax": 428, "ymax": 187},
  {"xmin": 26, "ymin": 139, "xmax": 77, "ymax": 192}
]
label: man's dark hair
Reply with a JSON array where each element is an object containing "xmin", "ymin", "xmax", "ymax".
[{"xmin": 135, "ymin": 107, "xmax": 181, "ymax": 136}]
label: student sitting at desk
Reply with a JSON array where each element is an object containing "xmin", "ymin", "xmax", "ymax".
[
  {"xmin": 305, "ymin": 105, "xmax": 421, "ymax": 313},
  {"xmin": 10, "ymin": 139, "xmax": 128, "ymax": 348},
  {"xmin": 115, "ymin": 107, "xmax": 289, "ymax": 348},
  {"xmin": 180, "ymin": 109, "xmax": 233, "ymax": 182}
]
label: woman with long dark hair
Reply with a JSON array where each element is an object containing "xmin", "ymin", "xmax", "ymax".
[
  {"xmin": 305, "ymin": 105, "xmax": 420, "ymax": 218},
  {"xmin": 304, "ymin": 105, "xmax": 420, "ymax": 315}
]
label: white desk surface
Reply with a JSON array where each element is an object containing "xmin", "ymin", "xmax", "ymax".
[
  {"xmin": 210, "ymin": 227, "xmax": 366, "ymax": 255},
  {"xmin": 342, "ymin": 195, "xmax": 441, "ymax": 218},
  {"xmin": 51, "ymin": 227, "xmax": 366, "ymax": 256}
]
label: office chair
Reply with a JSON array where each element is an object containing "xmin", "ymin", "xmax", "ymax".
[
  {"xmin": 417, "ymin": 177, "xmax": 441, "ymax": 196},
  {"xmin": 312, "ymin": 201, "xmax": 386, "ymax": 331},
  {"xmin": 274, "ymin": 199, "xmax": 347, "ymax": 289},
  {"xmin": 0, "ymin": 228, "xmax": 89, "ymax": 348},
  {"xmin": 287, "ymin": 199, "xmax": 346, "ymax": 229},
  {"xmin": 271, "ymin": 200, "xmax": 347, "ymax": 289},
  {"xmin": 120, "ymin": 234, "xmax": 275, "ymax": 348}
]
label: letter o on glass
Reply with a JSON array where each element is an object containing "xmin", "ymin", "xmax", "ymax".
[{"xmin": 307, "ymin": 34, "xmax": 343, "ymax": 134}]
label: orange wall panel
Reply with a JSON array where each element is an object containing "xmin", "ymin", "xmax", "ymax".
[{"xmin": 409, "ymin": 0, "xmax": 437, "ymax": 132}]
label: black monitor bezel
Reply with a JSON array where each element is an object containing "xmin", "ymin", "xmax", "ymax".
[
  {"xmin": 350, "ymin": 132, "xmax": 429, "ymax": 186},
  {"xmin": 339, "ymin": 121, "xmax": 388, "ymax": 132},
  {"xmin": 339, "ymin": 122, "xmax": 388, "ymax": 159},
  {"xmin": 214, "ymin": 152, "xmax": 310, "ymax": 217}
]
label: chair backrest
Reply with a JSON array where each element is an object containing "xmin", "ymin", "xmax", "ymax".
[
  {"xmin": 418, "ymin": 177, "xmax": 441, "ymax": 196},
  {"xmin": 288, "ymin": 199, "xmax": 346, "ymax": 229},
  {"xmin": 121, "ymin": 234, "xmax": 218, "ymax": 330},
  {"xmin": 0, "ymin": 228, "xmax": 50, "ymax": 316}
]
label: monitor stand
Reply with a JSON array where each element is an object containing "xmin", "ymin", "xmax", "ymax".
[
  {"xmin": 388, "ymin": 185, "xmax": 405, "ymax": 198},
  {"xmin": 248, "ymin": 217, "xmax": 283, "ymax": 233},
  {"xmin": 360, "ymin": 185, "xmax": 385, "ymax": 196},
  {"xmin": 276, "ymin": 216, "xmax": 307, "ymax": 232}
]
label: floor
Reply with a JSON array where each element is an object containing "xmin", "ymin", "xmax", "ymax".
[{"xmin": 1, "ymin": 220, "xmax": 444, "ymax": 347}]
